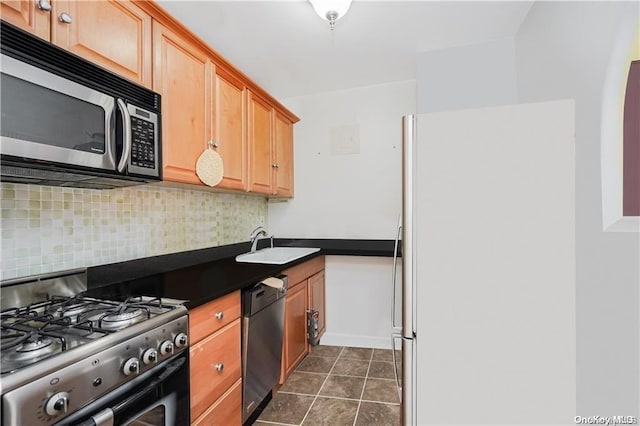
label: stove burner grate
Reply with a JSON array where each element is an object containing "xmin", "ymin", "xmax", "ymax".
[{"xmin": 0, "ymin": 328, "xmax": 29, "ymax": 350}]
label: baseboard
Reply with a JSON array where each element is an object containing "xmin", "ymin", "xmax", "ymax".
[{"xmin": 320, "ymin": 332, "xmax": 394, "ymax": 349}]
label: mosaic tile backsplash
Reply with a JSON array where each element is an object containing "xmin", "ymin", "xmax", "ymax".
[{"xmin": 0, "ymin": 183, "xmax": 268, "ymax": 280}]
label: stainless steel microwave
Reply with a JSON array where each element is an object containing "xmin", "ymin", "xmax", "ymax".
[{"xmin": 0, "ymin": 22, "xmax": 162, "ymax": 189}]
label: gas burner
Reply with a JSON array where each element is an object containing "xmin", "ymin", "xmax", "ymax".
[
  {"xmin": 4, "ymin": 335, "xmax": 62, "ymax": 362},
  {"xmin": 0, "ymin": 328, "xmax": 28, "ymax": 349},
  {"xmin": 99, "ymin": 308, "xmax": 147, "ymax": 331},
  {"xmin": 17, "ymin": 336, "xmax": 53, "ymax": 352},
  {"xmin": 49, "ymin": 303, "xmax": 91, "ymax": 321}
]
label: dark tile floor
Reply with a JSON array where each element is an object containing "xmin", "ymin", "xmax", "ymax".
[{"xmin": 255, "ymin": 345, "xmax": 402, "ymax": 426}]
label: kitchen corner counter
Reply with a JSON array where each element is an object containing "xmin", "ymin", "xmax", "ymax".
[
  {"xmin": 274, "ymin": 238, "xmax": 398, "ymax": 257},
  {"xmin": 85, "ymin": 238, "xmax": 399, "ymax": 309}
]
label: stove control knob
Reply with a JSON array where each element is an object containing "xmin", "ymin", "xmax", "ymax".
[
  {"xmin": 174, "ymin": 332, "xmax": 188, "ymax": 348},
  {"xmin": 142, "ymin": 348, "xmax": 158, "ymax": 365},
  {"xmin": 159, "ymin": 340, "xmax": 174, "ymax": 356},
  {"xmin": 45, "ymin": 391, "xmax": 69, "ymax": 416},
  {"xmin": 123, "ymin": 357, "xmax": 140, "ymax": 376}
]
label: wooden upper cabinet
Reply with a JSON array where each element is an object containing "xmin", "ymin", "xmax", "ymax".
[
  {"xmin": 1, "ymin": 1, "xmax": 300, "ymax": 194},
  {"xmin": 153, "ymin": 21, "xmax": 210, "ymax": 185},
  {"xmin": 273, "ymin": 111, "xmax": 294, "ymax": 197},
  {"xmin": 1, "ymin": 0, "xmax": 51, "ymax": 40},
  {"xmin": 51, "ymin": 0, "xmax": 152, "ymax": 87},
  {"xmin": 247, "ymin": 91, "xmax": 274, "ymax": 194},
  {"xmin": 212, "ymin": 67, "xmax": 247, "ymax": 191}
]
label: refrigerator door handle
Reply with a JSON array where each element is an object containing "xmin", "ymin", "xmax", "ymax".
[
  {"xmin": 402, "ymin": 115, "xmax": 416, "ymax": 339},
  {"xmin": 391, "ymin": 333, "xmax": 402, "ymax": 400},
  {"xmin": 391, "ymin": 224, "xmax": 402, "ymax": 329}
]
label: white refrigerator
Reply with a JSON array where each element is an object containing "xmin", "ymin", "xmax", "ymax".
[{"xmin": 395, "ymin": 101, "xmax": 576, "ymax": 425}]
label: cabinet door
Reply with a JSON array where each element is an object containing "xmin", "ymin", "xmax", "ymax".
[
  {"xmin": 273, "ymin": 111, "xmax": 294, "ymax": 197},
  {"xmin": 190, "ymin": 319, "xmax": 241, "ymax": 421},
  {"xmin": 1, "ymin": 0, "xmax": 51, "ymax": 40},
  {"xmin": 212, "ymin": 67, "xmax": 247, "ymax": 191},
  {"xmin": 280, "ymin": 281, "xmax": 309, "ymax": 383},
  {"xmin": 247, "ymin": 91, "xmax": 273, "ymax": 194},
  {"xmin": 52, "ymin": 0, "xmax": 152, "ymax": 87},
  {"xmin": 308, "ymin": 270, "xmax": 326, "ymax": 338},
  {"xmin": 153, "ymin": 22, "xmax": 210, "ymax": 185},
  {"xmin": 192, "ymin": 378, "xmax": 242, "ymax": 426}
]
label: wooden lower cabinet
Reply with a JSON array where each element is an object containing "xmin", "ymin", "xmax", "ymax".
[
  {"xmin": 189, "ymin": 290, "xmax": 241, "ymax": 345},
  {"xmin": 280, "ymin": 280, "xmax": 308, "ymax": 382},
  {"xmin": 189, "ymin": 292, "xmax": 242, "ymax": 424},
  {"xmin": 280, "ymin": 256, "xmax": 326, "ymax": 383},
  {"xmin": 308, "ymin": 270, "xmax": 326, "ymax": 337},
  {"xmin": 192, "ymin": 378, "xmax": 242, "ymax": 426}
]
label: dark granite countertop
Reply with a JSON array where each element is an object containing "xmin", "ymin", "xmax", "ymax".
[{"xmin": 85, "ymin": 238, "xmax": 399, "ymax": 309}]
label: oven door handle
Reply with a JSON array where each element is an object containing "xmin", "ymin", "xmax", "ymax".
[{"xmin": 75, "ymin": 356, "xmax": 186, "ymax": 426}]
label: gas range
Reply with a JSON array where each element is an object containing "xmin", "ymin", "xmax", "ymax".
[
  {"xmin": 0, "ymin": 269, "xmax": 189, "ymax": 426},
  {"xmin": 1, "ymin": 295, "xmax": 179, "ymax": 374}
]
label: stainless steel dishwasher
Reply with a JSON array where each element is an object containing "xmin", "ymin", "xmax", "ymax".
[{"xmin": 242, "ymin": 275, "xmax": 287, "ymax": 424}]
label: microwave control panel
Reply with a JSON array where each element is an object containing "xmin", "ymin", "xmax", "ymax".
[{"xmin": 128, "ymin": 105, "xmax": 159, "ymax": 178}]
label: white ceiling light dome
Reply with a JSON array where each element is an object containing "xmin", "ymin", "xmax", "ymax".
[{"xmin": 308, "ymin": 0, "xmax": 353, "ymax": 31}]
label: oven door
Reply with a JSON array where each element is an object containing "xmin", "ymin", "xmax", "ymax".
[
  {"xmin": 0, "ymin": 53, "xmax": 118, "ymax": 173},
  {"xmin": 56, "ymin": 353, "xmax": 189, "ymax": 426}
]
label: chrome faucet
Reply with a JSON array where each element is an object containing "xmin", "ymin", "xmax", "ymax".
[{"xmin": 249, "ymin": 226, "xmax": 271, "ymax": 252}]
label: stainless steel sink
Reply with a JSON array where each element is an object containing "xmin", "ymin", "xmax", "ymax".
[{"xmin": 235, "ymin": 247, "xmax": 320, "ymax": 265}]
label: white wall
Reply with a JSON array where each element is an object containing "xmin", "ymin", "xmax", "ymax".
[
  {"xmin": 515, "ymin": 1, "xmax": 639, "ymax": 416},
  {"xmin": 324, "ymin": 256, "xmax": 395, "ymax": 348},
  {"xmin": 269, "ymin": 80, "xmax": 416, "ymax": 348},
  {"xmin": 269, "ymin": 80, "xmax": 415, "ymax": 239},
  {"xmin": 416, "ymin": 38, "xmax": 518, "ymax": 113}
]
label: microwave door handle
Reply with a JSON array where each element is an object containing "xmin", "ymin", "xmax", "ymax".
[
  {"xmin": 75, "ymin": 356, "xmax": 186, "ymax": 426},
  {"xmin": 116, "ymin": 99, "xmax": 132, "ymax": 174}
]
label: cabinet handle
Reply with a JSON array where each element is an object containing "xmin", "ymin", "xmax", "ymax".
[
  {"xmin": 272, "ymin": 163, "xmax": 280, "ymax": 168},
  {"xmin": 215, "ymin": 311, "xmax": 224, "ymax": 320},
  {"xmin": 58, "ymin": 12, "xmax": 73, "ymax": 24},
  {"xmin": 215, "ymin": 363, "xmax": 224, "ymax": 372},
  {"xmin": 37, "ymin": 0, "xmax": 52, "ymax": 12},
  {"xmin": 207, "ymin": 140, "xmax": 219, "ymax": 149}
]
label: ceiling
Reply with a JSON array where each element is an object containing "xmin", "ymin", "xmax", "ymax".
[{"xmin": 157, "ymin": 1, "xmax": 533, "ymax": 99}]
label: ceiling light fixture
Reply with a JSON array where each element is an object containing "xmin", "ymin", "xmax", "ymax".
[{"xmin": 308, "ymin": 0, "xmax": 352, "ymax": 31}]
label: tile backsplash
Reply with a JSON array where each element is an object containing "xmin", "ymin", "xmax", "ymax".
[{"xmin": 0, "ymin": 183, "xmax": 267, "ymax": 280}]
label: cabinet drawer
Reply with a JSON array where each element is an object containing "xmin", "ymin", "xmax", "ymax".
[
  {"xmin": 192, "ymin": 378, "xmax": 242, "ymax": 426},
  {"xmin": 282, "ymin": 256, "xmax": 324, "ymax": 286},
  {"xmin": 189, "ymin": 290, "xmax": 240, "ymax": 345},
  {"xmin": 190, "ymin": 319, "xmax": 241, "ymax": 421}
]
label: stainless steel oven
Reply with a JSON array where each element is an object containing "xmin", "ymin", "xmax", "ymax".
[
  {"xmin": 0, "ymin": 22, "xmax": 161, "ymax": 189},
  {"xmin": 59, "ymin": 351, "xmax": 189, "ymax": 426},
  {"xmin": 0, "ymin": 270, "xmax": 189, "ymax": 426}
]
